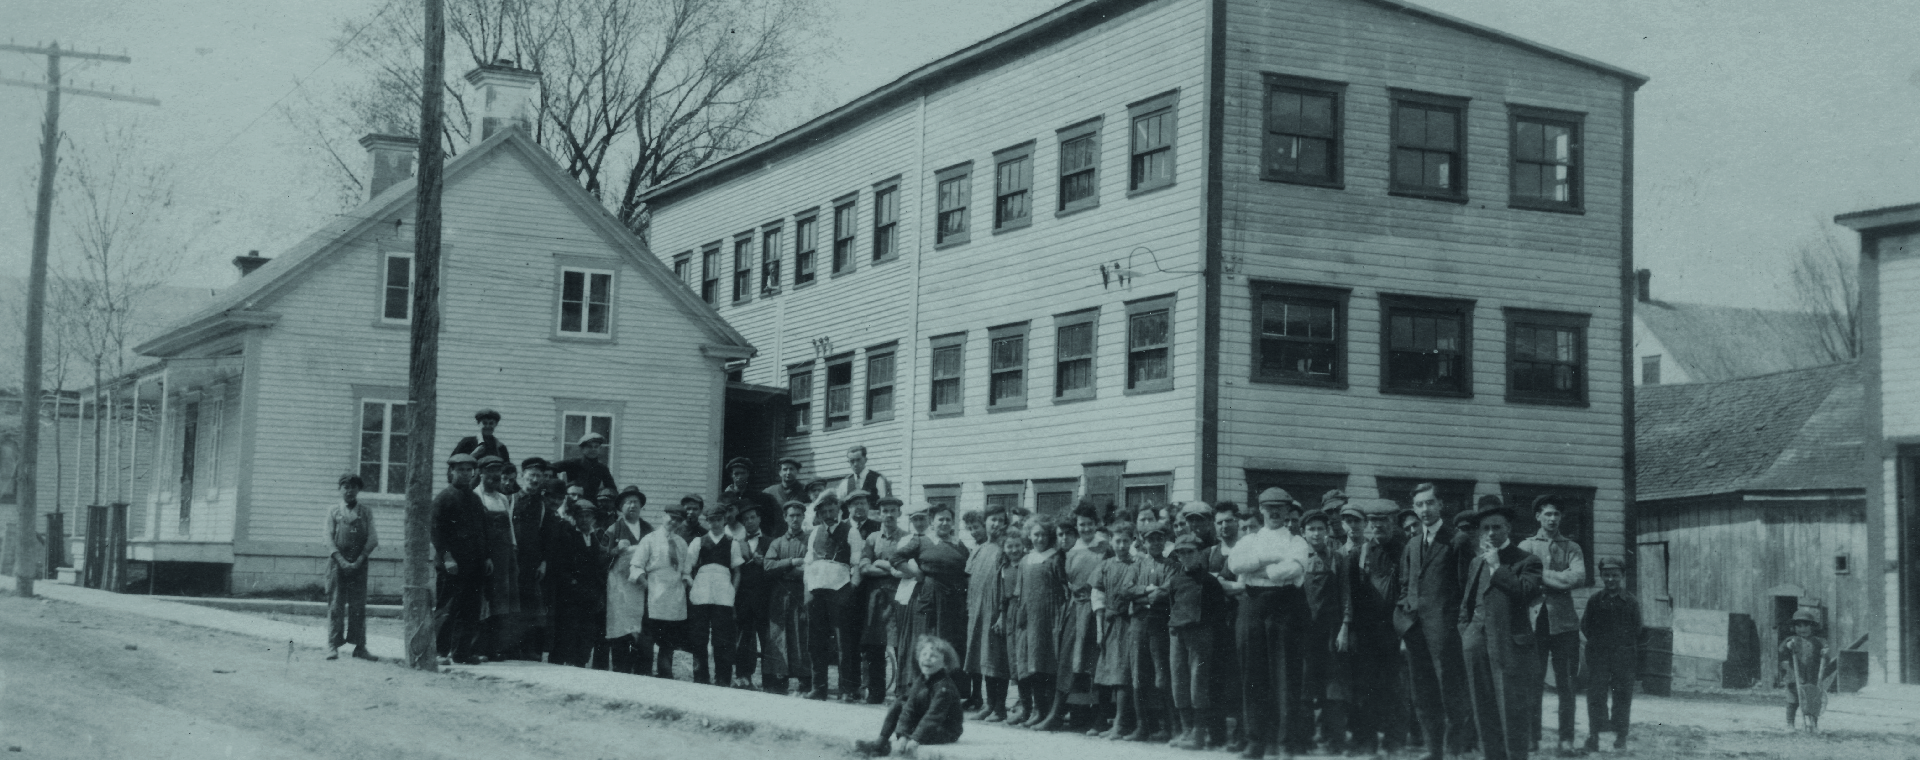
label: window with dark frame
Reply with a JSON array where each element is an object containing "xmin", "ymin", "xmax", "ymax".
[
  {"xmin": 989, "ymin": 324, "xmax": 1027, "ymax": 410},
  {"xmin": 787, "ymin": 364, "xmax": 813, "ymax": 436},
  {"xmin": 866, "ymin": 346, "xmax": 896, "ymax": 422},
  {"xmin": 1263, "ymin": 76, "xmax": 1343, "ymax": 186},
  {"xmin": 761, "ymin": 227, "xmax": 782, "ymax": 293},
  {"xmin": 1055, "ymin": 310, "xmax": 1097, "ymax": 401},
  {"xmin": 1058, "ymin": 119, "xmax": 1101, "ymax": 213},
  {"xmin": 732, "ymin": 236, "xmax": 752, "ymax": 303},
  {"xmin": 985, "ymin": 482, "xmax": 1025, "ymax": 516},
  {"xmin": 795, "ymin": 214, "xmax": 818, "ymax": 286},
  {"xmin": 1383, "ymin": 295, "xmax": 1472, "ymax": 395},
  {"xmin": 1129, "ymin": 93, "xmax": 1177, "ymax": 192},
  {"xmin": 1253, "ymin": 282, "xmax": 1346, "ymax": 386},
  {"xmin": 936, "ymin": 166, "xmax": 971, "ymax": 246},
  {"xmin": 1034, "ymin": 480, "xmax": 1079, "ymax": 517},
  {"xmin": 994, "ymin": 143, "xmax": 1033, "ymax": 230},
  {"xmin": 1507, "ymin": 309, "xmax": 1588, "ymax": 404},
  {"xmin": 1127, "ymin": 298, "xmax": 1173, "ymax": 393},
  {"xmin": 700, "ymin": 245, "xmax": 719, "ymax": 303},
  {"xmin": 1511, "ymin": 106, "xmax": 1582, "ymax": 210},
  {"xmin": 559, "ymin": 268, "xmax": 613, "ymax": 335},
  {"xmin": 825, "ymin": 354, "xmax": 853, "ymax": 430},
  {"xmin": 673, "ymin": 253, "xmax": 691, "ymax": 290},
  {"xmin": 382, "ymin": 252, "xmax": 413, "ymax": 322},
  {"xmin": 872, "ymin": 185, "xmax": 898, "ymax": 262},
  {"xmin": 832, "ymin": 199, "xmax": 856, "ymax": 275},
  {"xmin": 1642, "ymin": 355, "xmax": 1662, "ymax": 385},
  {"xmin": 923, "ymin": 484, "xmax": 960, "ymax": 515},
  {"xmin": 930, "ymin": 334, "xmax": 965, "ymax": 416},
  {"xmin": 561, "ymin": 412, "xmax": 615, "ymax": 462},
  {"xmin": 1391, "ymin": 92, "xmax": 1467, "ymax": 200},
  {"xmin": 358, "ymin": 399, "xmax": 408, "ymax": 494}
]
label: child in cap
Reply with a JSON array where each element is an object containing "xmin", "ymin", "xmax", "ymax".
[
  {"xmin": 687, "ymin": 499, "xmax": 745, "ymax": 685},
  {"xmin": 1166, "ymin": 532, "xmax": 1225, "ymax": 749},
  {"xmin": 1776, "ymin": 607, "xmax": 1835, "ymax": 733},
  {"xmin": 324, "ymin": 473, "xmax": 380, "ymax": 661},
  {"xmin": 1581, "ymin": 556, "xmax": 1640, "ymax": 750},
  {"xmin": 1120, "ymin": 524, "xmax": 1176, "ymax": 742}
]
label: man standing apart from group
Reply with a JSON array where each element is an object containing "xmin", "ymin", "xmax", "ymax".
[
  {"xmin": 325, "ymin": 473, "xmax": 379, "ymax": 661},
  {"xmin": 1519, "ymin": 495, "xmax": 1586, "ymax": 754}
]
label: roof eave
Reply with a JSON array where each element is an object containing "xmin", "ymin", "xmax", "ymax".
[
  {"xmin": 1834, "ymin": 202, "xmax": 1920, "ymax": 232},
  {"xmin": 134, "ymin": 310, "xmax": 280, "ymax": 357}
]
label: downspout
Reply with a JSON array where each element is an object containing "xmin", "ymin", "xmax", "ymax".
[
  {"xmin": 901, "ymin": 89, "xmax": 928, "ymax": 500},
  {"xmin": 1620, "ymin": 79, "xmax": 1640, "ymax": 590},
  {"xmin": 1198, "ymin": 0, "xmax": 1227, "ymax": 503}
]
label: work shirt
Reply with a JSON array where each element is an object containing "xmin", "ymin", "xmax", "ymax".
[
  {"xmin": 1518, "ymin": 529, "xmax": 1586, "ymax": 635},
  {"xmin": 1580, "ymin": 587, "xmax": 1641, "ymax": 651},
  {"xmin": 631, "ymin": 526, "xmax": 690, "ymax": 621},
  {"xmin": 1227, "ymin": 526, "xmax": 1311, "ymax": 588},
  {"xmin": 804, "ymin": 520, "xmax": 866, "ymax": 592},
  {"xmin": 325, "ymin": 502, "xmax": 378, "ymax": 563},
  {"xmin": 687, "ymin": 533, "xmax": 744, "ymax": 606}
]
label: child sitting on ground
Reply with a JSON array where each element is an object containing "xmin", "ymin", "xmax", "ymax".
[{"xmin": 857, "ymin": 634, "xmax": 966, "ymax": 756}]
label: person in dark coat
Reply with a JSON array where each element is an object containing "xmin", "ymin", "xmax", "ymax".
[
  {"xmin": 722, "ymin": 457, "xmax": 782, "ymax": 535},
  {"xmin": 1347, "ymin": 499, "xmax": 1409, "ymax": 756},
  {"xmin": 433, "ymin": 453, "xmax": 491, "ymax": 664},
  {"xmin": 552, "ymin": 432, "xmax": 617, "ymax": 523},
  {"xmin": 731, "ymin": 503, "xmax": 775, "ymax": 689},
  {"xmin": 762, "ymin": 457, "xmax": 809, "ymax": 534},
  {"xmin": 545, "ymin": 481, "xmax": 609, "ymax": 667},
  {"xmin": 1458, "ymin": 504, "xmax": 1544, "ymax": 760},
  {"xmin": 510, "ymin": 458, "xmax": 555, "ymax": 661},
  {"xmin": 1581, "ymin": 557, "xmax": 1640, "ymax": 752},
  {"xmin": 1299, "ymin": 509, "xmax": 1352, "ymax": 755},
  {"xmin": 1395, "ymin": 482, "xmax": 1474, "ymax": 760},
  {"xmin": 1166, "ymin": 532, "xmax": 1225, "ymax": 749},
  {"xmin": 451, "ymin": 408, "xmax": 511, "ymax": 465},
  {"xmin": 856, "ymin": 634, "xmax": 967, "ymax": 757}
]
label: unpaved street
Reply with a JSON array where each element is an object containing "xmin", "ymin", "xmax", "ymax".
[{"xmin": 0, "ymin": 594, "xmax": 841, "ymax": 760}]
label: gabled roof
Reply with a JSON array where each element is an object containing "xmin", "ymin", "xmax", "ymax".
[
  {"xmin": 136, "ymin": 129, "xmax": 751, "ymax": 358},
  {"xmin": 638, "ymin": 0, "xmax": 1645, "ymax": 206},
  {"xmin": 1636, "ymin": 362, "xmax": 1862, "ymax": 503},
  {"xmin": 1637, "ymin": 300, "xmax": 1838, "ymax": 383}
]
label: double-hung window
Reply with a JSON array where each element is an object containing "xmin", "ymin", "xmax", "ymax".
[
  {"xmin": 731, "ymin": 235, "xmax": 753, "ymax": 303},
  {"xmin": 872, "ymin": 184, "xmax": 899, "ymax": 262},
  {"xmin": 1128, "ymin": 91, "xmax": 1178, "ymax": 193},
  {"xmin": 832, "ymin": 198, "xmax": 857, "ymax": 275},
  {"xmin": 1382, "ymin": 295, "xmax": 1474, "ymax": 396},
  {"xmin": 787, "ymin": 364, "xmax": 813, "ymax": 436},
  {"xmin": 1126, "ymin": 296, "xmax": 1174, "ymax": 393},
  {"xmin": 1391, "ymin": 91, "xmax": 1468, "ymax": 201},
  {"xmin": 381, "ymin": 252, "xmax": 413, "ymax": 323},
  {"xmin": 700, "ymin": 245, "xmax": 720, "ymax": 304},
  {"xmin": 1057, "ymin": 119, "xmax": 1101, "ymax": 213},
  {"xmin": 1252, "ymin": 282, "xmax": 1347, "ymax": 386},
  {"xmin": 760, "ymin": 226, "xmax": 782, "ymax": 293},
  {"xmin": 935, "ymin": 163, "xmax": 972, "ymax": 247},
  {"xmin": 865, "ymin": 345, "xmax": 896, "ymax": 422},
  {"xmin": 993, "ymin": 142, "xmax": 1033, "ymax": 231},
  {"xmin": 1262, "ymin": 75, "xmax": 1344, "ymax": 186},
  {"xmin": 988, "ymin": 322, "xmax": 1028, "ymax": 410},
  {"xmin": 559, "ymin": 266, "xmax": 614, "ymax": 336},
  {"xmin": 930, "ymin": 333, "xmax": 966, "ymax": 416},
  {"xmin": 1054, "ymin": 309, "xmax": 1097, "ymax": 401},
  {"xmin": 358, "ymin": 398, "xmax": 409, "ymax": 494},
  {"xmin": 1506, "ymin": 309, "xmax": 1588, "ymax": 405},
  {"xmin": 794, "ymin": 213, "xmax": 818, "ymax": 287},
  {"xmin": 1510, "ymin": 105, "xmax": 1583, "ymax": 211},
  {"xmin": 825, "ymin": 353, "xmax": 854, "ymax": 430},
  {"xmin": 560, "ymin": 411, "xmax": 615, "ymax": 461},
  {"xmin": 672, "ymin": 253, "xmax": 691, "ymax": 290}
]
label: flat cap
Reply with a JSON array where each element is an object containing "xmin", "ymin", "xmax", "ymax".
[
  {"xmin": 1339, "ymin": 503, "xmax": 1366, "ymax": 521},
  {"xmin": 875, "ymin": 496, "xmax": 904, "ymax": 509},
  {"xmin": 903, "ymin": 501, "xmax": 931, "ymax": 517},
  {"xmin": 447, "ymin": 452, "xmax": 478, "ymax": 466},
  {"xmin": 1179, "ymin": 501, "xmax": 1214, "ymax": 519},
  {"xmin": 777, "ymin": 457, "xmax": 804, "ymax": 469},
  {"xmin": 1256, "ymin": 487, "xmax": 1295, "ymax": 505},
  {"xmin": 680, "ymin": 493, "xmax": 706, "ymax": 507},
  {"xmin": 1300, "ymin": 510, "xmax": 1331, "ymax": 528},
  {"xmin": 577, "ymin": 432, "xmax": 607, "ymax": 446},
  {"xmin": 842, "ymin": 489, "xmax": 874, "ymax": 505},
  {"xmin": 1361, "ymin": 498, "xmax": 1400, "ymax": 518},
  {"xmin": 1321, "ymin": 489, "xmax": 1349, "ymax": 511},
  {"xmin": 473, "ymin": 408, "xmax": 501, "ymax": 422},
  {"xmin": 1596, "ymin": 556, "xmax": 1625, "ymax": 572},
  {"xmin": 1173, "ymin": 534, "xmax": 1202, "ymax": 552},
  {"xmin": 519, "ymin": 457, "xmax": 550, "ymax": 472},
  {"xmin": 725, "ymin": 456, "xmax": 754, "ymax": 472},
  {"xmin": 477, "ymin": 454, "xmax": 506, "ymax": 468}
]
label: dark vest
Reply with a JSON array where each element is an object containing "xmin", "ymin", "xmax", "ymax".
[
  {"xmin": 811, "ymin": 521, "xmax": 854, "ymax": 564},
  {"xmin": 695, "ymin": 535, "xmax": 734, "ymax": 571},
  {"xmin": 846, "ymin": 469, "xmax": 883, "ymax": 496}
]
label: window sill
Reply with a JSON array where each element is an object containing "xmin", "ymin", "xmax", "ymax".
[
  {"xmin": 1050, "ymin": 393, "xmax": 1097, "ymax": 405},
  {"xmin": 863, "ymin": 414, "xmax": 895, "ymax": 426},
  {"xmin": 934, "ymin": 237, "xmax": 971, "ymax": 251},
  {"xmin": 830, "ymin": 268, "xmax": 856, "ymax": 280},
  {"xmin": 786, "ymin": 430, "xmax": 812, "ymax": 439},
  {"xmin": 1389, "ymin": 188, "xmax": 1468, "ymax": 204},
  {"xmin": 1124, "ymin": 384, "xmax": 1173, "ymax": 396},
  {"xmin": 1126, "ymin": 180, "xmax": 1176, "ymax": 200},
  {"xmin": 870, "ymin": 254, "xmax": 899, "ymax": 267},
  {"xmin": 1055, "ymin": 202, "xmax": 1099, "ymax": 219},
  {"xmin": 1261, "ymin": 174, "xmax": 1344, "ymax": 190},
  {"xmin": 992, "ymin": 218, "xmax": 1032, "ymax": 235},
  {"xmin": 1508, "ymin": 200, "xmax": 1585, "ymax": 215},
  {"xmin": 793, "ymin": 279, "xmax": 817, "ymax": 290},
  {"xmin": 988, "ymin": 402, "xmax": 1028, "ymax": 413},
  {"xmin": 371, "ymin": 319, "xmax": 410, "ymax": 330},
  {"xmin": 1249, "ymin": 374, "xmax": 1348, "ymax": 390},
  {"xmin": 551, "ymin": 333, "xmax": 616, "ymax": 344},
  {"xmin": 1380, "ymin": 386, "xmax": 1473, "ymax": 399},
  {"xmin": 1504, "ymin": 394, "xmax": 1589, "ymax": 408},
  {"xmin": 928, "ymin": 410, "xmax": 964, "ymax": 419},
  {"xmin": 825, "ymin": 421, "xmax": 852, "ymax": 431}
]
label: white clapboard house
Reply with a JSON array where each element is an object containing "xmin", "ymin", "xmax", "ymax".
[{"xmin": 642, "ymin": 0, "xmax": 1645, "ymax": 577}]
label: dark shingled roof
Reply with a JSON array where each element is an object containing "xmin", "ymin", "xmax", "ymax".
[
  {"xmin": 1638, "ymin": 301, "xmax": 1837, "ymax": 383},
  {"xmin": 1636, "ymin": 362, "xmax": 1862, "ymax": 502}
]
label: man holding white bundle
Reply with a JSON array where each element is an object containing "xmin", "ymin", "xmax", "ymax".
[{"xmin": 1228, "ymin": 488, "xmax": 1313, "ymax": 759}]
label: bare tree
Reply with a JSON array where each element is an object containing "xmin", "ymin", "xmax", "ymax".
[
  {"xmin": 1789, "ymin": 226, "xmax": 1861, "ymax": 363},
  {"xmin": 307, "ymin": 0, "xmax": 826, "ymax": 232}
]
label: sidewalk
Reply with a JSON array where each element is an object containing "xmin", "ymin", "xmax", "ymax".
[{"xmin": 7, "ymin": 574, "xmax": 1916, "ymax": 757}]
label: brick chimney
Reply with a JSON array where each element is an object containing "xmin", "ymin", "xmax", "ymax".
[
  {"xmin": 463, "ymin": 59, "xmax": 540, "ymax": 140},
  {"xmin": 359, "ymin": 134, "xmax": 416, "ymax": 201},
  {"xmin": 1635, "ymin": 268, "xmax": 1652, "ymax": 303},
  {"xmin": 233, "ymin": 250, "xmax": 271, "ymax": 277}
]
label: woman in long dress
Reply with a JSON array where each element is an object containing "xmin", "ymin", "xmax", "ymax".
[
  {"xmin": 963, "ymin": 506, "xmax": 1011, "ymax": 721},
  {"xmin": 894, "ymin": 503, "xmax": 972, "ymax": 693},
  {"xmin": 1011, "ymin": 515, "xmax": 1068, "ymax": 730},
  {"xmin": 1049, "ymin": 503, "xmax": 1108, "ymax": 730}
]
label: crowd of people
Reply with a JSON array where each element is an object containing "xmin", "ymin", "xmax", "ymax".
[{"xmin": 323, "ymin": 408, "xmax": 1663, "ymax": 760}]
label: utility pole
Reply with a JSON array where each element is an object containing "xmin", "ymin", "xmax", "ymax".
[
  {"xmin": 2, "ymin": 41, "xmax": 157, "ymax": 597},
  {"xmin": 401, "ymin": 0, "xmax": 446, "ymax": 670}
]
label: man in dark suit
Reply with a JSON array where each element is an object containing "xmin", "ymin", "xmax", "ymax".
[
  {"xmin": 1347, "ymin": 498, "xmax": 1408, "ymax": 756},
  {"xmin": 1395, "ymin": 482, "xmax": 1474, "ymax": 760},
  {"xmin": 1458, "ymin": 504, "xmax": 1544, "ymax": 760},
  {"xmin": 433, "ymin": 453, "xmax": 491, "ymax": 664},
  {"xmin": 451, "ymin": 409, "xmax": 511, "ymax": 463},
  {"xmin": 553, "ymin": 433, "xmax": 618, "ymax": 523}
]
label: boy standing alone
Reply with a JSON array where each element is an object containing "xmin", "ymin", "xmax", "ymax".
[
  {"xmin": 325, "ymin": 474, "xmax": 379, "ymax": 661},
  {"xmin": 1581, "ymin": 557, "xmax": 1639, "ymax": 751}
]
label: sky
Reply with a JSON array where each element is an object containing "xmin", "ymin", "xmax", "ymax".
[{"xmin": 2, "ymin": 0, "xmax": 1917, "ymax": 311}]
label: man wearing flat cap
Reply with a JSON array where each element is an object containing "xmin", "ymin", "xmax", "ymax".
[
  {"xmin": 1229, "ymin": 487, "xmax": 1314, "ymax": 757},
  {"xmin": 763, "ymin": 458, "xmax": 809, "ymax": 531},
  {"xmin": 553, "ymin": 432, "xmax": 618, "ymax": 511},
  {"xmin": 1580, "ymin": 557, "xmax": 1639, "ymax": 751},
  {"xmin": 1347, "ymin": 499, "xmax": 1409, "ymax": 756},
  {"xmin": 723, "ymin": 456, "xmax": 782, "ymax": 534},
  {"xmin": 433, "ymin": 452, "xmax": 491, "ymax": 664},
  {"xmin": 452, "ymin": 408, "xmax": 512, "ymax": 464}
]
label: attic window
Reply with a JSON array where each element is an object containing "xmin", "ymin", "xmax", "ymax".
[
  {"xmin": 558, "ymin": 266, "xmax": 614, "ymax": 337},
  {"xmin": 1835, "ymin": 554, "xmax": 1850, "ymax": 575}
]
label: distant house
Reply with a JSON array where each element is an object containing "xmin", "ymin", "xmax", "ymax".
[
  {"xmin": 34, "ymin": 63, "xmax": 752, "ymax": 594},
  {"xmin": 1631, "ymin": 270, "xmax": 1836, "ymax": 386},
  {"xmin": 1634, "ymin": 362, "xmax": 1866, "ymax": 686},
  {"xmin": 1835, "ymin": 201, "xmax": 1920, "ymax": 686}
]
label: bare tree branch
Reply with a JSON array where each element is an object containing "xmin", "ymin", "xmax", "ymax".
[{"xmin": 1788, "ymin": 225, "xmax": 1861, "ymax": 363}]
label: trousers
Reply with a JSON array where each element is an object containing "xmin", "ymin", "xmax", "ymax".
[{"xmin": 327, "ymin": 564, "xmax": 368, "ymax": 650}]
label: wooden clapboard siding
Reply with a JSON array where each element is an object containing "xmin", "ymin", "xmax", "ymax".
[
  {"xmin": 647, "ymin": 0, "xmax": 1211, "ymax": 507},
  {"xmin": 1876, "ymin": 231, "xmax": 1920, "ymax": 436},
  {"xmin": 1214, "ymin": 0, "xmax": 1628, "ymax": 524}
]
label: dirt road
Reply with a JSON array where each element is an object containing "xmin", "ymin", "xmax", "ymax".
[{"xmin": 0, "ymin": 594, "xmax": 845, "ymax": 760}]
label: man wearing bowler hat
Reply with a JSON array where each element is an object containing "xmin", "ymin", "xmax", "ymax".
[{"xmin": 1458, "ymin": 501, "xmax": 1543, "ymax": 760}]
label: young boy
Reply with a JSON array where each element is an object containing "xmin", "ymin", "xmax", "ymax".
[
  {"xmin": 1777, "ymin": 608, "xmax": 1834, "ymax": 733},
  {"xmin": 1581, "ymin": 557, "xmax": 1640, "ymax": 751},
  {"xmin": 763, "ymin": 501, "xmax": 813, "ymax": 694},
  {"xmin": 324, "ymin": 474, "xmax": 380, "ymax": 661},
  {"xmin": 687, "ymin": 499, "xmax": 745, "ymax": 685},
  {"xmin": 1167, "ymin": 533, "xmax": 1225, "ymax": 749},
  {"xmin": 1092, "ymin": 519, "xmax": 1139, "ymax": 739},
  {"xmin": 1123, "ymin": 524, "xmax": 1176, "ymax": 742},
  {"xmin": 1299, "ymin": 510, "xmax": 1351, "ymax": 755}
]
